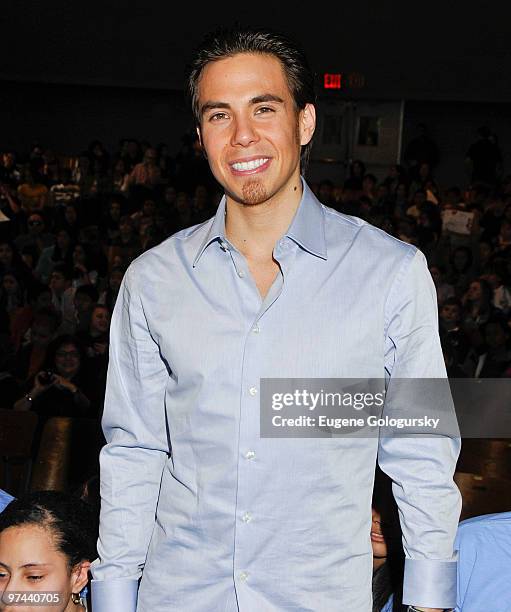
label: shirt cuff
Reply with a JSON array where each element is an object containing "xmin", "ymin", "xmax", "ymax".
[
  {"xmin": 402, "ymin": 558, "xmax": 457, "ymax": 608},
  {"xmin": 91, "ymin": 577, "xmax": 139, "ymax": 612}
]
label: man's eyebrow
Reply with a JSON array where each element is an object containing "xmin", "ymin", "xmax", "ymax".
[
  {"xmin": 200, "ymin": 101, "xmax": 230, "ymax": 116},
  {"xmin": 250, "ymin": 94, "xmax": 284, "ymax": 105},
  {"xmin": 200, "ymin": 94, "xmax": 285, "ymax": 116}
]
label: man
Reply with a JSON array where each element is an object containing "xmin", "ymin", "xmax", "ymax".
[
  {"xmin": 91, "ymin": 26, "xmax": 461, "ymax": 611},
  {"xmin": 49, "ymin": 264, "xmax": 76, "ymax": 335}
]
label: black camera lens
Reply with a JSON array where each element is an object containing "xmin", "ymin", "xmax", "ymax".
[{"xmin": 39, "ymin": 370, "xmax": 54, "ymax": 385}]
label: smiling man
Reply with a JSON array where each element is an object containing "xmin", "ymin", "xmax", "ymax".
[{"xmin": 91, "ymin": 26, "xmax": 460, "ymax": 611}]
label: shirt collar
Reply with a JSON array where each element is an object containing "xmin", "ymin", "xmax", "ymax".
[{"xmin": 192, "ymin": 177, "xmax": 327, "ymax": 268}]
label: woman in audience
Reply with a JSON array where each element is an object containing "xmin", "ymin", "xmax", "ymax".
[
  {"xmin": 461, "ymin": 278, "xmax": 494, "ymax": 329},
  {"xmin": 0, "ymin": 490, "xmax": 96, "ymax": 611},
  {"xmin": 77, "ymin": 304, "xmax": 110, "ymax": 389},
  {"xmin": 13, "ymin": 334, "xmax": 94, "ymax": 418}
]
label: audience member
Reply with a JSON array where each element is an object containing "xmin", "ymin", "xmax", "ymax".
[{"xmin": 0, "ymin": 490, "xmax": 96, "ymax": 611}]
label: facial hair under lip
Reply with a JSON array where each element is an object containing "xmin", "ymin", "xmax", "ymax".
[{"xmin": 240, "ymin": 179, "xmax": 268, "ymax": 206}]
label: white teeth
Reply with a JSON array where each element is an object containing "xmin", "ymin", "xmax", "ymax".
[{"xmin": 232, "ymin": 158, "xmax": 269, "ymax": 171}]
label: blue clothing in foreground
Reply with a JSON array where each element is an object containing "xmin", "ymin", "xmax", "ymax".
[
  {"xmin": 91, "ymin": 181, "xmax": 461, "ymax": 611},
  {"xmin": 455, "ymin": 511, "xmax": 511, "ymax": 611},
  {"xmin": 0, "ymin": 489, "xmax": 14, "ymax": 513}
]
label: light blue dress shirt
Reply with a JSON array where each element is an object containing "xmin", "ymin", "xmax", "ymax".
[
  {"xmin": 454, "ymin": 511, "xmax": 511, "ymax": 611},
  {"xmin": 91, "ymin": 180, "xmax": 461, "ymax": 611}
]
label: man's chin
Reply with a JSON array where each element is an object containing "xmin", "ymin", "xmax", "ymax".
[{"xmin": 231, "ymin": 178, "xmax": 269, "ymax": 206}]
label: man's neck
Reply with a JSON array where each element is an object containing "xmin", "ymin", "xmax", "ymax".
[{"xmin": 225, "ymin": 177, "xmax": 303, "ymax": 260}]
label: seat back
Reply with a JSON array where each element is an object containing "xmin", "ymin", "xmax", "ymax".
[{"xmin": 0, "ymin": 409, "xmax": 38, "ymax": 496}]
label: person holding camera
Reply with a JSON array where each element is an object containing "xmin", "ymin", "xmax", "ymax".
[{"xmin": 13, "ymin": 334, "xmax": 92, "ymax": 417}]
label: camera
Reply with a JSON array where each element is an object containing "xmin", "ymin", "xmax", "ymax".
[{"xmin": 39, "ymin": 370, "xmax": 55, "ymax": 386}]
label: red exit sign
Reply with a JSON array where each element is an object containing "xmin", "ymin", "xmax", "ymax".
[{"xmin": 323, "ymin": 73, "xmax": 342, "ymax": 89}]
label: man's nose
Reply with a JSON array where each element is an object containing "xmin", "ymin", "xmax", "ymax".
[{"xmin": 230, "ymin": 116, "xmax": 259, "ymax": 147}]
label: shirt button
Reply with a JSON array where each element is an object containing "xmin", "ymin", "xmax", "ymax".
[
  {"xmin": 252, "ymin": 324, "xmax": 260, "ymax": 334},
  {"xmin": 238, "ymin": 270, "xmax": 245, "ymax": 278},
  {"xmin": 245, "ymin": 450, "xmax": 256, "ymax": 460},
  {"xmin": 239, "ymin": 571, "xmax": 249, "ymax": 582},
  {"xmin": 249, "ymin": 386, "xmax": 258, "ymax": 396},
  {"xmin": 242, "ymin": 512, "xmax": 252, "ymax": 523}
]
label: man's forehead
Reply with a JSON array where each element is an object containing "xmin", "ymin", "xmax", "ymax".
[{"xmin": 198, "ymin": 52, "xmax": 290, "ymax": 102}]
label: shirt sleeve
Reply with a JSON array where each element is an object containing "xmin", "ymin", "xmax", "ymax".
[
  {"xmin": 90, "ymin": 263, "xmax": 170, "ymax": 612},
  {"xmin": 379, "ymin": 248, "xmax": 462, "ymax": 610}
]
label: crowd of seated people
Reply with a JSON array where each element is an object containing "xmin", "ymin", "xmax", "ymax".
[
  {"xmin": 0, "ymin": 132, "xmax": 510, "ymax": 488},
  {"xmin": 0, "ymin": 135, "xmax": 223, "ymax": 481},
  {"xmin": 317, "ymin": 157, "xmax": 511, "ymax": 378}
]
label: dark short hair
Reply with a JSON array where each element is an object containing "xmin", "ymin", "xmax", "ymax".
[
  {"xmin": 441, "ymin": 297, "xmax": 462, "ymax": 310},
  {"xmin": 52, "ymin": 262, "xmax": 74, "ymax": 281},
  {"xmin": 74, "ymin": 284, "xmax": 99, "ymax": 303},
  {"xmin": 32, "ymin": 306, "xmax": 62, "ymax": 331},
  {"xmin": 0, "ymin": 490, "xmax": 97, "ymax": 568},
  {"xmin": 187, "ymin": 25, "xmax": 316, "ymax": 171},
  {"xmin": 44, "ymin": 334, "xmax": 86, "ymax": 370}
]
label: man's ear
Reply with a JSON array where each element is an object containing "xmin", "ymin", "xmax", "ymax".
[{"xmin": 299, "ymin": 103, "xmax": 316, "ymax": 146}]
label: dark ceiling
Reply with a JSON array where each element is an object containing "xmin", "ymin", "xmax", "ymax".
[{"xmin": 2, "ymin": 2, "xmax": 511, "ymax": 102}]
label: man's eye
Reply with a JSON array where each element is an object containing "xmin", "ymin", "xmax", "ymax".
[
  {"xmin": 256, "ymin": 106, "xmax": 274, "ymax": 114},
  {"xmin": 210, "ymin": 113, "xmax": 228, "ymax": 122},
  {"xmin": 27, "ymin": 575, "xmax": 44, "ymax": 581}
]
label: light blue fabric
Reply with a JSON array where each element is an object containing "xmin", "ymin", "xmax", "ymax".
[
  {"xmin": 0, "ymin": 489, "xmax": 14, "ymax": 513},
  {"xmin": 91, "ymin": 180, "xmax": 461, "ymax": 611},
  {"xmin": 455, "ymin": 511, "xmax": 511, "ymax": 611},
  {"xmin": 381, "ymin": 593, "xmax": 394, "ymax": 612}
]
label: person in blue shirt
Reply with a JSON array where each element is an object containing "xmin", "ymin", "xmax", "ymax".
[
  {"xmin": 91, "ymin": 25, "xmax": 461, "ymax": 612},
  {"xmin": 455, "ymin": 511, "xmax": 511, "ymax": 611}
]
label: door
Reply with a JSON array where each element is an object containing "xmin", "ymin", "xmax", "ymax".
[{"xmin": 307, "ymin": 99, "xmax": 404, "ymax": 185}]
